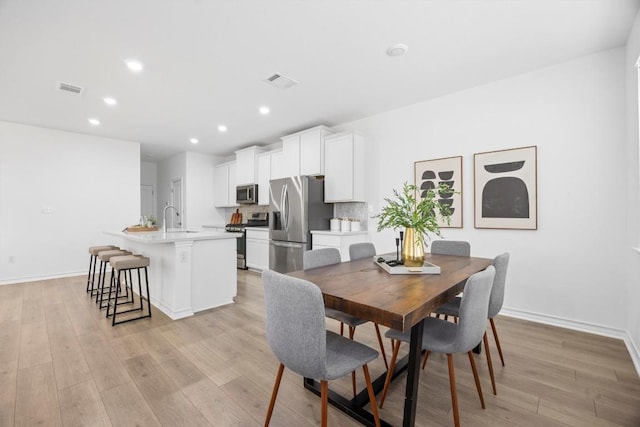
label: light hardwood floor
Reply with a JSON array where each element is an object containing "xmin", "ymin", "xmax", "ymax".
[{"xmin": 1, "ymin": 270, "xmax": 639, "ymax": 426}]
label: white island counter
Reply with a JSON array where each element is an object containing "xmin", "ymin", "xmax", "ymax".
[{"xmin": 105, "ymin": 229, "xmax": 239, "ymax": 320}]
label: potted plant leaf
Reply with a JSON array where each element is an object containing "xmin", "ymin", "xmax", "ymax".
[{"xmin": 374, "ymin": 182, "xmax": 453, "ymax": 266}]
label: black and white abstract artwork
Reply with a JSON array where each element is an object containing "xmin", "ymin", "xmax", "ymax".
[
  {"xmin": 414, "ymin": 156, "xmax": 462, "ymax": 228},
  {"xmin": 474, "ymin": 146, "xmax": 537, "ymax": 229}
]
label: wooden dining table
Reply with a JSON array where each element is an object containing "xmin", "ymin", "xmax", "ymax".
[{"xmin": 288, "ymin": 252, "xmax": 493, "ymax": 427}]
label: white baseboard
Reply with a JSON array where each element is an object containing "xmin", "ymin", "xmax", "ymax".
[
  {"xmin": 624, "ymin": 334, "xmax": 640, "ymax": 378},
  {"xmin": 501, "ymin": 307, "xmax": 640, "ymax": 376},
  {"xmin": 0, "ymin": 270, "xmax": 85, "ymax": 286}
]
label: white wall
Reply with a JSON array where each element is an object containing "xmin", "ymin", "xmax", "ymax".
[
  {"xmin": 157, "ymin": 152, "xmax": 186, "ymax": 229},
  {"xmin": 141, "ymin": 161, "xmax": 158, "ymax": 218},
  {"xmin": 0, "ymin": 121, "xmax": 140, "ymax": 283},
  {"xmin": 625, "ymin": 10, "xmax": 640, "ymax": 371},
  {"xmin": 338, "ymin": 48, "xmax": 629, "ymax": 335},
  {"xmin": 157, "ymin": 151, "xmax": 224, "ymax": 229},
  {"xmin": 185, "ymin": 152, "xmax": 224, "ymax": 228}
]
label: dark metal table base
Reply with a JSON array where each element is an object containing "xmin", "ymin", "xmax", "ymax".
[{"xmin": 304, "ymin": 352, "xmax": 411, "ymax": 427}]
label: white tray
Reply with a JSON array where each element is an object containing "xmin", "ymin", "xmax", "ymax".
[{"xmin": 374, "ymin": 256, "xmax": 441, "ymax": 275}]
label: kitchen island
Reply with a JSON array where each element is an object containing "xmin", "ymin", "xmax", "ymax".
[{"xmin": 105, "ymin": 229, "xmax": 239, "ymax": 320}]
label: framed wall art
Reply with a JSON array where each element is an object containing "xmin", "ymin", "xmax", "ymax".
[
  {"xmin": 474, "ymin": 146, "xmax": 537, "ymax": 229},
  {"xmin": 414, "ymin": 155, "xmax": 463, "ymax": 228}
]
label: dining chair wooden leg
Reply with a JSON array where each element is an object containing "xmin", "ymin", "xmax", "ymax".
[
  {"xmin": 264, "ymin": 363, "xmax": 285, "ymax": 426},
  {"xmin": 483, "ymin": 331, "xmax": 497, "ymax": 395},
  {"xmin": 362, "ymin": 364, "xmax": 381, "ymax": 427},
  {"xmin": 421, "ymin": 350, "xmax": 431, "ymax": 370},
  {"xmin": 374, "ymin": 323, "xmax": 388, "ymax": 369},
  {"xmin": 467, "ymin": 351, "xmax": 485, "ymax": 409},
  {"xmin": 490, "ymin": 318, "xmax": 505, "ymax": 366},
  {"xmin": 379, "ymin": 339, "xmax": 401, "ymax": 408},
  {"xmin": 340, "ymin": 321, "xmax": 344, "ymax": 336},
  {"xmin": 349, "ymin": 326, "xmax": 357, "ymax": 397},
  {"xmin": 447, "ymin": 354, "xmax": 460, "ymax": 427},
  {"xmin": 320, "ymin": 380, "xmax": 328, "ymax": 427}
]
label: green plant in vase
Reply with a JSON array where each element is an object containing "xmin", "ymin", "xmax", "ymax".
[{"xmin": 374, "ymin": 182, "xmax": 454, "ymax": 267}]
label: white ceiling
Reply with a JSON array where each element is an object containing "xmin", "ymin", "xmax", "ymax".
[{"xmin": 0, "ymin": 0, "xmax": 638, "ymax": 161}]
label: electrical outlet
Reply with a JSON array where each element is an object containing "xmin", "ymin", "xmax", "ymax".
[
  {"xmin": 180, "ymin": 251, "xmax": 187, "ymax": 263},
  {"xmin": 8, "ymin": 256, "xmax": 15, "ymax": 263}
]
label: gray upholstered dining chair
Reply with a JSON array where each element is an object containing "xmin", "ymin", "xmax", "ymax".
[
  {"xmin": 379, "ymin": 266, "xmax": 496, "ymax": 427},
  {"xmin": 431, "ymin": 240, "xmax": 471, "ymax": 257},
  {"xmin": 303, "ymin": 248, "xmax": 389, "ymax": 397},
  {"xmin": 348, "ymin": 242, "xmax": 376, "ymax": 261},
  {"xmin": 262, "ymin": 269, "xmax": 381, "ymax": 427},
  {"xmin": 434, "ymin": 252, "xmax": 510, "ymax": 395},
  {"xmin": 303, "ymin": 247, "xmax": 342, "ymax": 270}
]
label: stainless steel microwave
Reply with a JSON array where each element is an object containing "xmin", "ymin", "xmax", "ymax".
[{"xmin": 236, "ymin": 184, "xmax": 258, "ymax": 204}]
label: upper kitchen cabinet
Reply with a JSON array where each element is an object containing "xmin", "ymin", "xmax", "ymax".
[
  {"xmin": 213, "ymin": 161, "xmax": 238, "ymax": 207},
  {"xmin": 281, "ymin": 125, "xmax": 333, "ymax": 177},
  {"xmin": 235, "ymin": 146, "xmax": 266, "ymax": 185},
  {"xmin": 257, "ymin": 149, "xmax": 284, "ymax": 206},
  {"xmin": 324, "ymin": 131, "xmax": 365, "ymax": 202}
]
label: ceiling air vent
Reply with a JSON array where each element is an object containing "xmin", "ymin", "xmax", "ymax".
[
  {"xmin": 264, "ymin": 73, "xmax": 298, "ymax": 90},
  {"xmin": 57, "ymin": 81, "xmax": 84, "ymax": 95}
]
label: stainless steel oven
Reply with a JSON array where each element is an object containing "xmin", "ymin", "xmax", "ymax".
[{"xmin": 226, "ymin": 212, "xmax": 268, "ymax": 270}]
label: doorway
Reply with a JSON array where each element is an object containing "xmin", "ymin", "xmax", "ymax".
[
  {"xmin": 140, "ymin": 184, "xmax": 155, "ymax": 219},
  {"xmin": 171, "ymin": 178, "xmax": 183, "ymax": 229}
]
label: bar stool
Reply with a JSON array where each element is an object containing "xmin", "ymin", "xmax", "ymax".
[
  {"xmin": 87, "ymin": 245, "xmax": 118, "ymax": 295},
  {"xmin": 106, "ymin": 255, "xmax": 152, "ymax": 326},
  {"xmin": 95, "ymin": 249, "xmax": 132, "ymax": 307}
]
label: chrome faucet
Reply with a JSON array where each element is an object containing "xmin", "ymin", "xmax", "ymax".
[{"xmin": 163, "ymin": 204, "xmax": 179, "ymax": 233}]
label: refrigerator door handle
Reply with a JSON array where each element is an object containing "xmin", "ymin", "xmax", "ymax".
[
  {"xmin": 270, "ymin": 241, "xmax": 303, "ymax": 249},
  {"xmin": 282, "ymin": 183, "xmax": 290, "ymax": 232}
]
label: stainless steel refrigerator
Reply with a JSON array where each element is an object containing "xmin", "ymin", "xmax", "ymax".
[{"xmin": 269, "ymin": 176, "xmax": 334, "ymax": 273}]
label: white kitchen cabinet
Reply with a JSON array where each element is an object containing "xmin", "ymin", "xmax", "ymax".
[
  {"xmin": 324, "ymin": 131, "xmax": 365, "ymax": 202},
  {"xmin": 235, "ymin": 145, "xmax": 266, "ymax": 185},
  {"xmin": 257, "ymin": 149, "xmax": 284, "ymax": 206},
  {"xmin": 213, "ymin": 161, "xmax": 238, "ymax": 207},
  {"xmin": 281, "ymin": 125, "xmax": 333, "ymax": 177},
  {"xmin": 311, "ymin": 231, "xmax": 368, "ymax": 262},
  {"xmin": 246, "ymin": 228, "xmax": 269, "ymax": 271},
  {"xmin": 270, "ymin": 150, "xmax": 284, "ymax": 179},
  {"xmin": 281, "ymin": 134, "xmax": 300, "ymax": 178}
]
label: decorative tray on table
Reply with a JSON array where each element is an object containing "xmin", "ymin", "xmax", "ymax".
[
  {"xmin": 126, "ymin": 225, "xmax": 159, "ymax": 232},
  {"xmin": 374, "ymin": 255, "xmax": 441, "ymax": 275}
]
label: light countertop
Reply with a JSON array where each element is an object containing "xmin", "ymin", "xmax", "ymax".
[
  {"xmin": 105, "ymin": 229, "xmax": 240, "ymax": 244},
  {"xmin": 310, "ymin": 230, "xmax": 368, "ymax": 236}
]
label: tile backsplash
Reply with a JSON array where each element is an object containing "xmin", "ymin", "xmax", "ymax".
[
  {"xmin": 223, "ymin": 202, "xmax": 369, "ymax": 230},
  {"xmin": 334, "ymin": 202, "xmax": 369, "ymax": 231},
  {"xmin": 224, "ymin": 205, "xmax": 269, "ymax": 223}
]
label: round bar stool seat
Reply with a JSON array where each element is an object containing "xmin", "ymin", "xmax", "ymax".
[
  {"xmin": 96, "ymin": 249, "xmax": 131, "ymax": 306},
  {"xmin": 107, "ymin": 255, "xmax": 152, "ymax": 326},
  {"xmin": 86, "ymin": 245, "xmax": 118, "ymax": 294}
]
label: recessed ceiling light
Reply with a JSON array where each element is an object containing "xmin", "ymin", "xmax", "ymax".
[
  {"xmin": 218, "ymin": 125, "xmax": 227, "ymax": 132},
  {"xmin": 190, "ymin": 138, "xmax": 199, "ymax": 144},
  {"xmin": 88, "ymin": 118, "xmax": 100, "ymax": 126},
  {"xmin": 259, "ymin": 106, "xmax": 270, "ymax": 115},
  {"xmin": 386, "ymin": 43, "xmax": 408, "ymax": 57},
  {"xmin": 126, "ymin": 60, "xmax": 144, "ymax": 72},
  {"xmin": 103, "ymin": 97, "xmax": 117, "ymax": 106}
]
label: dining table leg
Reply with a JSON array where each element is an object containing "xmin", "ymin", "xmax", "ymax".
[{"xmin": 403, "ymin": 320, "xmax": 424, "ymax": 427}]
